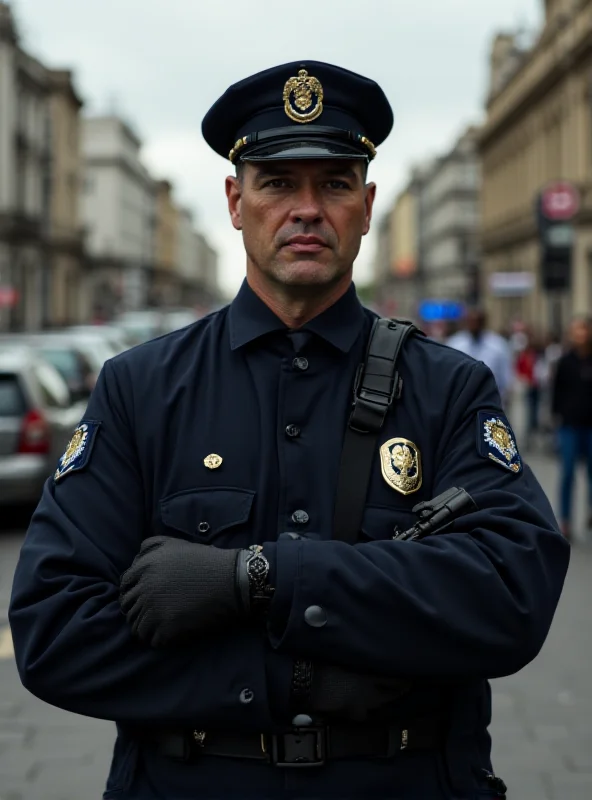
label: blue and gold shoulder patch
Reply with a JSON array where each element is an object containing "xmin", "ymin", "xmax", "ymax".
[
  {"xmin": 477, "ymin": 411, "xmax": 522, "ymax": 474},
  {"xmin": 54, "ymin": 420, "xmax": 101, "ymax": 482}
]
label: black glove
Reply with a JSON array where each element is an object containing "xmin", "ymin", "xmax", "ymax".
[
  {"xmin": 119, "ymin": 536, "xmax": 244, "ymax": 648},
  {"xmin": 308, "ymin": 664, "xmax": 411, "ymax": 722}
]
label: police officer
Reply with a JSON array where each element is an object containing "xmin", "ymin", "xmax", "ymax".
[{"xmin": 9, "ymin": 61, "xmax": 569, "ymax": 800}]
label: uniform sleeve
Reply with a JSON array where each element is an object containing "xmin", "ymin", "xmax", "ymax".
[
  {"xmin": 9, "ymin": 359, "xmax": 290, "ymax": 727},
  {"xmin": 265, "ymin": 361, "xmax": 570, "ymax": 680}
]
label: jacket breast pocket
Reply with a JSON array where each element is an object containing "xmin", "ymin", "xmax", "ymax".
[
  {"xmin": 361, "ymin": 504, "xmax": 418, "ymax": 541},
  {"xmin": 160, "ymin": 487, "xmax": 255, "ymax": 547}
]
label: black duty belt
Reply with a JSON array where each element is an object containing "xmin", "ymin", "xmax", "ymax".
[{"xmin": 143, "ymin": 718, "xmax": 444, "ymax": 768}]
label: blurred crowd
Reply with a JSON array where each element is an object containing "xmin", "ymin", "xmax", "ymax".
[{"xmin": 437, "ymin": 310, "xmax": 592, "ymax": 544}]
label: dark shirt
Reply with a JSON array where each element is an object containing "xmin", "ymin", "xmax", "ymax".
[
  {"xmin": 552, "ymin": 349, "xmax": 592, "ymax": 427},
  {"xmin": 9, "ymin": 280, "xmax": 569, "ymax": 799}
]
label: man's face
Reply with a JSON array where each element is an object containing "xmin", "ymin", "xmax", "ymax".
[
  {"xmin": 466, "ymin": 310, "xmax": 485, "ymax": 336},
  {"xmin": 225, "ymin": 159, "xmax": 376, "ymax": 290},
  {"xmin": 570, "ymin": 319, "xmax": 592, "ymax": 348}
]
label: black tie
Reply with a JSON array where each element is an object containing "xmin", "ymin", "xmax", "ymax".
[{"xmin": 287, "ymin": 330, "xmax": 313, "ymax": 354}]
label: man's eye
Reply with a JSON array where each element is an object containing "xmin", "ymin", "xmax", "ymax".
[
  {"xmin": 327, "ymin": 180, "xmax": 351, "ymax": 190},
  {"xmin": 262, "ymin": 179, "xmax": 290, "ymax": 188}
]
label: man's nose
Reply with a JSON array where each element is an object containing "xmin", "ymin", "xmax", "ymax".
[{"xmin": 289, "ymin": 186, "xmax": 324, "ymax": 225}]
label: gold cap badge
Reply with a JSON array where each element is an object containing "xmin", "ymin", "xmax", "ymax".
[
  {"xmin": 204, "ymin": 454, "xmax": 223, "ymax": 470},
  {"xmin": 380, "ymin": 438, "xmax": 422, "ymax": 495},
  {"xmin": 283, "ymin": 69, "xmax": 324, "ymax": 123}
]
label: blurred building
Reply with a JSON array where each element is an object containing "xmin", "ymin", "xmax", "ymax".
[
  {"xmin": 176, "ymin": 205, "xmax": 219, "ymax": 307},
  {"xmin": 0, "ymin": 2, "xmax": 51, "ymax": 331},
  {"xmin": 193, "ymin": 230, "xmax": 220, "ymax": 307},
  {"xmin": 46, "ymin": 69, "xmax": 86, "ymax": 326},
  {"xmin": 479, "ymin": 0, "xmax": 592, "ymax": 334},
  {"xmin": 373, "ymin": 126, "xmax": 480, "ymax": 322},
  {"xmin": 373, "ymin": 162, "xmax": 437, "ymax": 319},
  {"xmin": 372, "ymin": 177, "xmax": 422, "ymax": 319},
  {"xmin": 81, "ymin": 116, "xmax": 156, "ymax": 317},
  {"xmin": 175, "ymin": 205, "xmax": 195, "ymax": 303},
  {"xmin": 152, "ymin": 179, "xmax": 179, "ymax": 306},
  {"xmin": 420, "ymin": 126, "xmax": 481, "ymax": 306},
  {"xmin": 151, "ymin": 186, "xmax": 221, "ymax": 308}
]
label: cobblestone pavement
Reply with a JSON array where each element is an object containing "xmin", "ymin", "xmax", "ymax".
[{"xmin": 0, "ymin": 448, "xmax": 590, "ymax": 799}]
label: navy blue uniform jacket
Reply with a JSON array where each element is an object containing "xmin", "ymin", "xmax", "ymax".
[{"xmin": 9, "ymin": 283, "xmax": 569, "ymax": 799}]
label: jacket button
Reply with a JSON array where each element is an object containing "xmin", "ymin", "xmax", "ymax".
[
  {"xmin": 292, "ymin": 714, "xmax": 313, "ymax": 726},
  {"xmin": 291, "ymin": 510, "xmax": 309, "ymax": 525},
  {"xmin": 285, "ymin": 424, "xmax": 301, "ymax": 438},
  {"xmin": 239, "ymin": 688, "xmax": 254, "ymax": 704},
  {"xmin": 304, "ymin": 605, "xmax": 327, "ymax": 628},
  {"xmin": 292, "ymin": 357, "xmax": 309, "ymax": 371},
  {"xmin": 198, "ymin": 522, "xmax": 210, "ymax": 533}
]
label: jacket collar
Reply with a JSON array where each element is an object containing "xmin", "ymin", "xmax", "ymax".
[{"xmin": 229, "ymin": 279, "xmax": 364, "ymax": 353}]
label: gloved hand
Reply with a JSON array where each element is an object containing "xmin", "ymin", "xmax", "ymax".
[
  {"xmin": 119, "ymin": 536, "xmax": 244, "ymax": 648},
  {"xmin": 309, "ymin": 663, "xmax": 411, "ymax": 722}
]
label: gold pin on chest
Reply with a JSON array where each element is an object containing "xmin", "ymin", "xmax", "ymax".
[{"xmin": 204, "ymin": 454, "xmax": 223, "ymax": 470}]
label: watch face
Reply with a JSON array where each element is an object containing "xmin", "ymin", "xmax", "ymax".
[{"xmin": 248, "ymin": 555, "xmax": 268, "ymax": 581}]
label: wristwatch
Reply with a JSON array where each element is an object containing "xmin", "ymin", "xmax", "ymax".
[{"xmin": 245, "ymin": 545, "xmax": 275, "ymax": 610}]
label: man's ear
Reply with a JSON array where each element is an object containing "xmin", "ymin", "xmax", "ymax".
[
  {"xmin": 362, "ymin": 182, "xmax": 377, "ymax": 236},
  {"xmin": 226, "ymin": 176, "xmax": 242, "ymax": 231}
]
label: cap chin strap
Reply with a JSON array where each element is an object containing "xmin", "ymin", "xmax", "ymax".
[{"xmin": 229, "ymin": 125, "xmax": 376, "ymax": 163}]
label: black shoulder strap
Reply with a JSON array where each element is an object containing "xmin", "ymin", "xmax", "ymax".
[{"xmin": 332, "ymin": 318, "xmax": 422, "ymax": 545}]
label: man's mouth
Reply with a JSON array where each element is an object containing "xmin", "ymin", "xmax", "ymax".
[{"xmin": 282, "ymin": 235, "xmax": 328, "ymax": 253}]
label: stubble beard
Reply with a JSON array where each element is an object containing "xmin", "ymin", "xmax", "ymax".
[{"xmin": 265, "ymin": 250, "xmax": 350, "ymax": 291}]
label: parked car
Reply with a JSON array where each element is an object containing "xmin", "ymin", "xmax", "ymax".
[
  {"xmin": 161, "ymin": 308, "xmax": 200, "ymax": 333},
  {"xmin": 0, "ymin": 346, "xmax": 86, "ymax": 506},
  {"xmin": 53, "ymin": 330, "xmax": 118, "ymax": 376},
  {"xmin": 66, "ymin": 324, "xmax": 131, "ymax": 355},
  {"xmin": 0, "ymin": 334, "xmax": 97, "ymax": 403},
  {"xmin": 114, "ymin": 310, "xmax": 166, "ymax": 345},
  {"xmin": 0, "ymin": 331, "xmax": 114, "ymax": 401}
]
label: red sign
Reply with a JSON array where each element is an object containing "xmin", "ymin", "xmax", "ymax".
[
  {"xmin": 541, "ymin": 181, "xmax": 580, "ymax": 221},
  {"xmin": 0, "ymin": 286, "xmax": 18, "ymax": 307}
]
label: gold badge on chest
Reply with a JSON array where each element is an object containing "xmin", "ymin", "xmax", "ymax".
[{"xmin": 380, "ymin": 438, "xmax": 422, "ymax": 495}]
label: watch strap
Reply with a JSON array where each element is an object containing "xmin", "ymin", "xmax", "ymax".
[{"xmin": 245, "ymin": 545, "xmax": 275, "ymax": 610}]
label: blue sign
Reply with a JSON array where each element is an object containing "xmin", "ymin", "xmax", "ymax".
[{"xmin": 418, "ymin": 300, "xmax": 465, "ymax": 323}]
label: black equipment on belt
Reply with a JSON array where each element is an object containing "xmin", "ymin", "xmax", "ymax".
[
  {"xmin": 144, "ymin": 717, "xmax": 444, "ymax": 767},
  {"xmin": 393, "ymin": 487, "xmax": 478, "ymax": 542},
  {"xmin": 333, "ymin": 318, "xmax": 423, "ymax": 545}
]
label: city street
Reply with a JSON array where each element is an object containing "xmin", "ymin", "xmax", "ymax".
[{"xmin": 0, "ymin": 450, "xmax": 590, "ymax": 799}]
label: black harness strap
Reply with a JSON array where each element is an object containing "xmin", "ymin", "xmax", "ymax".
[{"xmin": 333, "ymin": 318, "xmax": 421, "ymax": 545}]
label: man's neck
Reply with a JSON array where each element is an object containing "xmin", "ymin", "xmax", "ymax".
[{"xmin": 246, "ymin": 273, "xmax": 352, "ymax": 329}]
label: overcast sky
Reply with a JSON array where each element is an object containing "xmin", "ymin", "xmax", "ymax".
[{"xmin": 14, "ymin": 0, "xmax": 543, "ymax": 296}]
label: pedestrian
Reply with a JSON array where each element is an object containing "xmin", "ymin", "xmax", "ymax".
[
  {"xmin": 447, "ymin": 307, "xmax": 514, "ymax": 406},
  {"xmin": 9, "ymin": 61, "xmax": 569, "ymax": 800},
  {"xmin": 551, "ymin": 315, "xmax": 592, "ymax": 542},
  {"xmin": 515, "ymin": 331, "xmax": 545, "ymax": 450}
]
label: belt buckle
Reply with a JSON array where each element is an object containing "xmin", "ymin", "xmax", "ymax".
[{"xmin": 270, "ymin": 726, "xmax": 326, "ymax": 768}]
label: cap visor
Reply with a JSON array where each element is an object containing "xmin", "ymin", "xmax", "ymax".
[{"xmin": 240, "ymin": 139, "xmax": 367, "ymax": 162}]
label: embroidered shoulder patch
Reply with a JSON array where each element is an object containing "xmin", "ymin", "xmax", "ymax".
[
  {"xmin": 54, "ymin": 421, "xmax": 101, "ymax": 482},
  {"xmin": 477, "ymin": 412, "xmax": 522, "ymax": 474}
]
